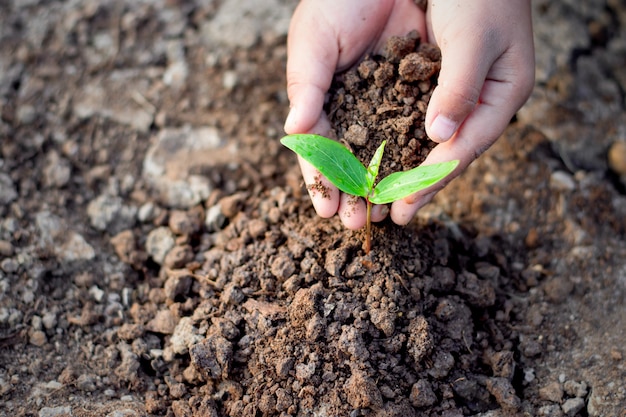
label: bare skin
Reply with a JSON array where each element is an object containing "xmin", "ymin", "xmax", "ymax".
[{"xmin": 284, "ymin": 0, "xmax": 535, "ymax": 229}]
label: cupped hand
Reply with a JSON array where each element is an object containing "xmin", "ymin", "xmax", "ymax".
[{"xmin": 284, "ymin": 0, "xmax": 535, "ymax": 228}]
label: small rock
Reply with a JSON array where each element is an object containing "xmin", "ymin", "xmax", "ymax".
[
  {"xmin": 289, "ymin": 286, "xmax": 321, "ymax": 323},
  {"xmin": 42, "ymin": 151, "xmax": 71, "ymax": 188},
  {"xmin": 0, "ymin": 258, "xmax": 18, "ymax": 273},
  {"xmin": 0, "ymin": 240, "xmax": 14, "ymax": 257},
  {"xmin": 168, "ymin": 317, "xmax": 203, "ymax": 356},
  {"xmin": 0, "ymin": 173, "xmax": 18, "ymax": 205},
  {"xmin": 87, "ymin": 194, "xmax": 137, "ymax": 234},
  {"xmin": 247, "ymin": 218, "xmax": 267, "ymax": 239},
  {"xmin": 117, "ymin": 323, "xmax": 145, "ymax": 340},
  {"xmin": 486, "ymin": 377, "xmax": 521, "ymax": 412},
  {"xmin": 270, "ymin": 254, "xmax": 296, "ymax": 280},
  {"xmin": 190, "ymin": 334, "xmax": 233, "ymax": 380},
  {"xmin": 41, "ymin": 311, "xmax": 57, "ymax": 330},
  {"xmin": 563, "ymin": 380, "xmax": 588, "ymax": 398},
  {"xmin": 428, "ymin": 351, "xmax": 455, "ymax": 379},
  {"xmin": 344, "ymin": 369, "xmax": 383, "ymax": 409},
  {"xmin": 29, "ymin": 330, "xmax": 47, "ymax": 347},
  {"xmin": 561, "ymin": 397, "xmax": 585, "ymax": 416},
  {"xmin": 543, "ymin": 276, "xmax": 574, "ymax": 303},
  {"xmin": 219, "ymin": 193, "xmax": 246, "ymax": 218},
  {"xmin": 407, "ymin": 316, "xmax": 433, "ymax": 367},
  {"xmin": 145, "ymin": 310, "xmax": 178, "ymax": 335},
  {"xmin": 220, "ymin": 282, "xmax": 245, "ymax": 305},
  {"xmin": 455, "ymin": 271, "xmax": 496, "ymax": 308},
  {"xmin": 163, "ymin": 272, "xmax": 193, "ymax": 300},
  {"xmin": 324, "ymin": 247, "xmax": 348, "ymax": 277},
  {"xmin": 163, "ymin": 245, "xmax": 194, "ymax": 269},
  {"xmin": 76, "ymin": 374, "xmax": 97, "ymax": 392},
  {"xmin": 295, "ymin": 362, "xmax": 316, "ymax": 382},
  {"xmin": 168, "ymin": 209, "xmax": 202, "ymax": 236},
  {"xmin": 145, "ymin": 227, "xmax": 175, "ymax": 265},
  {"xmin": 550, "ymin": 171, "xmax": 576, "ymax": 191},
  {"xmin": 344, "ymin": 124, "xmax": 369, "ymax": 146},
  {"xmin": 537, "ymin": 404, "xmax": 564, "ymax": 417},
  {"xmin": 110, "ymin": 230, "xmax": 136, "ymax": 265},
  {"xmin": 205, "ymin": 204, "xmax": 226, "ymax": 232},
  {"xmin": 410, "ymin": 379, "xmax": 437, "ymax": 408},
  {"xmin": 539, "ymin": 381, "xmax": 564, "ymax": 403},
  {"xmin": 608, "ymin": 140, "xmax": 626, "ymax": 176},
  {"xmin": 38, "ymin": 406, "xmax": 72, "ymax": 417}
]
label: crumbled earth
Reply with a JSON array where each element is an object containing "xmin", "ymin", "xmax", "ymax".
[
  {"xmin": 0, "ymin": 1, "xmax": 625, "ymax": 417},
  {"xmin": 326, "ymin": 30, "xmax": 440, "ymax": 177}
]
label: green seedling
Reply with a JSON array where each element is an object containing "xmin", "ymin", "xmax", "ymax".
[{"xmin": 281, "ymin": 134, "xmax": 459, "ymax": 253}]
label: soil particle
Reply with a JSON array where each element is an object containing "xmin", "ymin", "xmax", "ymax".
[
  {"xmin": 485, "ymin": 377, "xmax": 522, "ymax": 412},
  {"xmin": 410, "ymin": 379, "xmax": 438, "ymax": 408},
  {"xmin": 189, "ymin": 334, "xmax": 233, "ymax": 380},
  {"xmin": 345, "ymin": 369, "xmax": 384, "ymax": 409}
]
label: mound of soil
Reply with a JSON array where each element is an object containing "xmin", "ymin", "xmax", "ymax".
[{"xmin": 124, "ymin": 33, "xmax": 530, "ymax": 416}]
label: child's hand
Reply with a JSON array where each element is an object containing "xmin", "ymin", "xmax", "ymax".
[{"xmin": 284, "ymin": 0, "xmax": 535, "ymax": 228}]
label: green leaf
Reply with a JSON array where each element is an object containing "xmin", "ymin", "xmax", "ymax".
[
  {"xmin": 369, "ymin": 160, "xmax": 459, "ymax": 205},
  {"xmin": 280, "ymin": 134, "xmax": 369, "ymax": 197},
  {"xmin": 366, "ymin": 140, "xmax": 385, "ymax": 190}
]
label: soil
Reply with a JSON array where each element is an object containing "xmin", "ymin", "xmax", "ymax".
[{"xmin": 1, "ymin": 1, "xmax": 625, "ymax": 417}]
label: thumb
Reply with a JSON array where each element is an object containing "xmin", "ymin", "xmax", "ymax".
[
  {"xmin": 283, "ymin": 4, "xmax": 337, "ymax": 135},
  {"xmin": 425, "ymin": 30, "xmax": 495, "ymax": 142}
]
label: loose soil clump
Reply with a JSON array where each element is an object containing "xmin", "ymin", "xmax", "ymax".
[{"xmin": 326, "ymin": 31, "xmax": 440, "ymax": 177}]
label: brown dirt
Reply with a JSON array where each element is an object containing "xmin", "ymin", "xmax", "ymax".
[
  {"xmin": 0, "ymin": 2, "xmax": 625, "ymax": 417},
  {"xmin": 326, "ymin": 31, "xmax": 440, "ymax": 177}
]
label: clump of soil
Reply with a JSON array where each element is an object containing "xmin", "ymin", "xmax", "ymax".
[
  {"xmin": 121, "ymin": 32, "xmax": 531, "ymax": 416},
  {"xmin": 326, "ymin": 30, "xmax": 441, "ymax": 178}
]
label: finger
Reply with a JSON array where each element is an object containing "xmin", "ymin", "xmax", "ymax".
[
  {"xmin": 391, "ymin": 71, "xmax": 533, "ymax": 224},
  {"xmin": 425, "ymin": 29, "xmax": 498, "ymax": 142},
  {"xmin": 370, "ymin": 204, "xmax": 389, "ymax": 222},
  {"xmin": 284, "ymin": 3, "xmax": 338, "ymax": 134},
  {"xmin": 338, "ymin": 193, "xmax": 367, "ymax": 230},
  {"xmin": 298, "ymin": 155, "xmax": 340, "ymax": 218}
]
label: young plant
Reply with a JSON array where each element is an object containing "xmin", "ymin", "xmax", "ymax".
[{"xmin": 281, "ymin": 134, "xmax": 459, "ymax": 253}]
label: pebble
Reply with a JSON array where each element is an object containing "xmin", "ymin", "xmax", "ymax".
[
  {"xmin": 163, "ymin": 272, "xmax": 193, "ymax": 300},
  {"xmin": 145, "ymin": 309, "xmax": 178, "ymax": 335},
  {"xmin": 270, "ymin": 254, "xmax": 296, "ymax": 280},
  {"xmin": 344, "ymin": 369, "xmax": 383, "ymax": 409},
  {"xmin": 0, "ymin": 240, "xmax": 14, "ymax": 257},
  {"xmin": 29, "ymin": 330, "xmax": 47, "ymax": 347},
  {"xmin": 142, "ymin": 127, "xmax": 221, "ymax": 208},
  {"xmin": 0, "ymin": 258, "xmax": 18, "ymax": 273},
  {"xmin": 162, "ymin": 245, "xmax": 194, "ymax": 269},
  {"xmin": 145, "ymin": 227, "xmax": 175, "ymax": 265},
  {"xmin": 42, "ymin": 311, "xmax": 57, "ymax": 330},
  {"xmin": 38, "ymin": 406, "xmax": 72, "ymax": 417},
  {"xmin": 0, "ymin": 173, "xmax": 18, "ymax": 205},
  {"xmin": 167, "ymin": 317, "xmax": 203, "ymax": 357},
  {"xmin": 539, "ymin": 381, "xmax": 564, "ymax": 403},
  {"xmin": 168, "ymin": 209, "xmax": 202, "ymax": 236},
  {"xmin": 550, "ymin": 171, "xmax": 576, "ymax": 191},
  {"xmin": 563, "ymin": 380, "xmax": 588, "ymax": 398},
  {"xmin": 410, "ymin": 379, "xmax": 437, "ymax": 408},
  {"xmin": 205, "ymin": 204, "xmax": 226, "ymax": 232},
  {"xmin": 561, "ymin": 397, "xmax": 585, "ymax": 416},
  {"xmin": 543, "ymin": 276, "xmax": 574, "ymax": 303},
  {"xmin": 608, "ymin": 140, "xmax": 626, "ymax": 176},
  {"xmin": 76, "ymin": 374, "xmax": 97, "ymax": 392},
  {"xmin": 87, "ymin": 194, "xmax": 137, "ymax": 234}
]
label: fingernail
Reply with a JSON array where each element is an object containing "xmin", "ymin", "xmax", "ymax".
[
  {"xmin": 430, "ymin": 115, "xmax": 457, "ymax": 141},
  {"xmin": 284, "ymin": 107, "xmax": 297, "ymax": 132}
]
